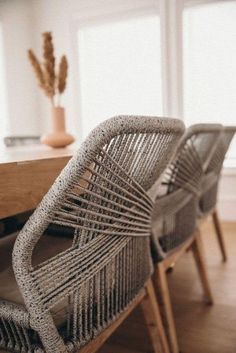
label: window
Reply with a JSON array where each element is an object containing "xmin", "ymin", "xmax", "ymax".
[
  {"xmin": 2, "ymin": 1, "xmax": 236, "ymax": 169},
  {"xmin": 183, "ymin": 1, "xmax": 236, "ymax": 165},
  {"xmin": 0, "ymin": 24, "xmax": 8, "ymax": 144},
  {"xmin": 78, "ymin": 14, "xmax": 162, "ymax": 137}
]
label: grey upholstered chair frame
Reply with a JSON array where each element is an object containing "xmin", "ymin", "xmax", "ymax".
[{"xmin": 0, "ymin": 116, "xmax": 184, "ymax": 353}]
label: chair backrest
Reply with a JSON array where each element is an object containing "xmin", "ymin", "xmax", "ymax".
[
  {"xmin": 151, "ymin": 124, "xmax": 222, "ymax": 259},
  {"xmin": 199, "ymin": 125, "xmax": 236, "ymax": 214},
  {"xmin": 13, "ymin": 115, "xmax": 184, "ymax": 351},
  {"xmin": 206, "ymin": 126, "xmax": 236, "ymax": 175},
  {"xmin": 163, "ymin": 124, "xmax": 223, "ymax": 196}
]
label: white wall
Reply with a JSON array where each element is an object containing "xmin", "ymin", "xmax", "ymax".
[{"xmin": 0, "ymin": 0, "xmax": 41, "ymax": 136}]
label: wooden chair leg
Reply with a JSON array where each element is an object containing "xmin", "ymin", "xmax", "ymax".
[
  {"xmin": 153, "ymin": 263, "xmax": 179, "ymax": 353},
  {"xmin": 141, "ymin": 279, "xmax": 170, "ymax": 353},
  {"xmin": 212, "ymin": 209, "xmax": 227, "ymax": 262},
  {"xmin": 191, "ymin": 229, "xmax": 214, "ymax": 305}
]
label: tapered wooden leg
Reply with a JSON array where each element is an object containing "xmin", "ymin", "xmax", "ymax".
[
  {"xmin": 191, "ymin": 229, "xmax": 214, "ymax": 305},
  {"xmin": 141, "ymin": 279, "xmax": 170, "ymax": 353},
  {"xmin": 212, "ymin": 209, "xmax": 227, "ymax": 262},
  {"xmin": 153, "ymin": 263, "xmax": 179, "ymax": 353}
]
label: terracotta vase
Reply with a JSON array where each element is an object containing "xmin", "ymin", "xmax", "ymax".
[{"xmin": 41, "ymin": 106, "xmax": 74, "ymax": 148}]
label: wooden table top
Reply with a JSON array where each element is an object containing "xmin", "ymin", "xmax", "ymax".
[
  {"xmin": 0, "ymin": 143, "xmax": 80, "ymax": 219},
  {"xmin": 0, "ymin": 143, "xmax": 79, "ymax": 165}
]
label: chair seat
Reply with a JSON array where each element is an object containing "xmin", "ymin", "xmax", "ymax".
[{"xmin": 0, "ymin": 232, "xmax": 72, "ymax": 311}]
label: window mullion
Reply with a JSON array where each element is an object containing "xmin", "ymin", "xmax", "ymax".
[{"xmin": 159, "ymin": 0, "xmax": 184, "ymax": 119}]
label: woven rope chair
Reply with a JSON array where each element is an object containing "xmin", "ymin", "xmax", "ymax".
[
  {"xmin": 0, "ymin": 116, "xmax": 184, "ymax": 353},
  {"xmin": 150, "ymin": 124, "xmax": 223, "ymax": 353},
  {"xmin": 198, "ymin": 125, "xmax": 236, "ymax": 261}
]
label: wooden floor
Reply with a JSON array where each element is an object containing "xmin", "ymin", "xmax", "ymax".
[
  {"xmin": 97, "ymin": 221, "xmax": 236, "ymax": 353},
  {"xmin": 0, "ymin": 221, "xmax": 235, "ymax": 353}
]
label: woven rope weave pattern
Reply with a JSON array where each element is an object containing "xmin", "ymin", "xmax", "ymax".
[
  {"xmin": 0, "ymin": 116, "xmax": 184, "ymax": 352},
  {"xmin": 199, "ymin": 126, "xmax": 236, "ymax": 215},
  {"xmin": 151, "ymin": 124, "xmax": 223, "ymax": 259}
]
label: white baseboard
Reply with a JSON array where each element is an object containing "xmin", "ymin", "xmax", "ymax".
[
  {"xmin": 218, "ymin": 173, "xmax": 236, "ymax": 221},
  {"xmin": 218, "ymin": 196, "xmax": 236, "ymax": 221}
]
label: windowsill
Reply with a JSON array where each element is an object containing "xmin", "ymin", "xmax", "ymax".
[{"xmin": 222, "ymin": 167, "xmax": 236, "ymax": 176}]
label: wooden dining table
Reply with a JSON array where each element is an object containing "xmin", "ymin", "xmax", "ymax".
[{"xmin": 0, "ymin": 143, "xmax": 78, "ymax": 219}]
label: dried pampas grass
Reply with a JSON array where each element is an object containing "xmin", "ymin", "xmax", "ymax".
[
  {"xmin": 28, "ymin": 49, "xmax": 45, "ymax": 89},
  {"xmin": 28, "ymin": 31, "xmax": 68, "ymax": 106},
  {"xmin": 42, "ymin": 32, "xmax": 56, "ymax": 100},
  {"xmin": 58, "ymin": 55, "xmax": 68, "ymax": 94}
]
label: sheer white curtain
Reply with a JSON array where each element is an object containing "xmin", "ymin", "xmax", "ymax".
[
  {"xmin": 78, "ymin": 14, "xmax": 162, "ymax": 138},
  {"xmin": 183, "ymin": 1, "xmax": 236, "ymax": 165}
]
